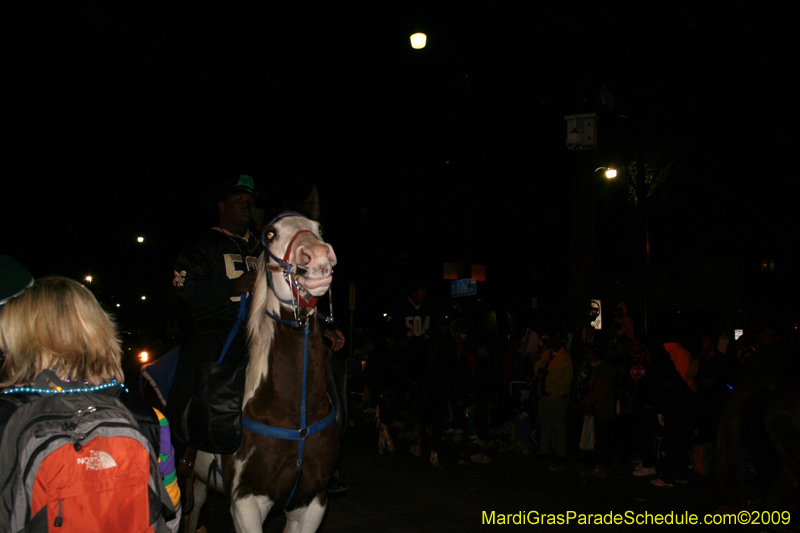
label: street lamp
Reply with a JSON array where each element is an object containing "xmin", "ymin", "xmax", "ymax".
[
  {"xmin": 84, "ymin": 275, "xmax": 92, "ymax": 287},
  {"xmin": 410, "ymin": 32, "xmax": 427, "ymax": 49},
  {"xmin": 595, "ymin": 167, "xmax": 617, "ymax": 179}
]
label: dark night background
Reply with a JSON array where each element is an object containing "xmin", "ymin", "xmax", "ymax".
[{"xmin": 3, "ymin": 3, "xmax": 798, "ymax": 347}]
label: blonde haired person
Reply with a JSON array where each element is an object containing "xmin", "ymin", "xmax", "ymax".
[
  {"xmin": 0, "ymin": 276, "xmax": 123, "ymax": 389},
  {"xmin": 0, "ymin": 276, "xmax": 181, "ymax": 532}
]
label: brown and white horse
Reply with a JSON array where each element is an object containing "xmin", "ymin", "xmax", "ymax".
[{"xmin": 190, "ymin": 212, "xmax": 339, "ymax": 533}]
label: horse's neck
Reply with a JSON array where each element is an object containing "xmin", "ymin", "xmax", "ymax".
[{"xmin": 243, "ymin": 292, "xmax": 327, "ymax": 416}]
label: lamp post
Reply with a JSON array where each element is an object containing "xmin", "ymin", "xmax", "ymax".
[{"xmin": 565, "ymin": 112, "xmax": 605, "ymax": 332}]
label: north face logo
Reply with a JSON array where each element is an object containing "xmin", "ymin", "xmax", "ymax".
[{"xmin": 76, "ymin": 451, "xmax": 117, "ymax": 470}]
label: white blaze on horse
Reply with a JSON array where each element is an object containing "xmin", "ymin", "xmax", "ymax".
[{"xmin": 190, "ymin": 212, "xmax": 339, "ymax": 533}]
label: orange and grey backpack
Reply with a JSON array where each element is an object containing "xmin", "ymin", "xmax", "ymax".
[{"xmin": 0, "ymin": 371, "xmax": 174, "ymax": 532}]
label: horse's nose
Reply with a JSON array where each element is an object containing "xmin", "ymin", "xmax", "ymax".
[{"xmin": 296, "ymin": 243, "xmax": 336, "ymax": 274}]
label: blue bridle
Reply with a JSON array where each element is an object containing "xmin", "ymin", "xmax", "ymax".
[{"xmin": 242, "ymin": 212, "xmax": 336, "ymax": 508}]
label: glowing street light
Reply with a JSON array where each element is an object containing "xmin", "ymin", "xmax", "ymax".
[
  {"xmin": 410, "ymin": 32, "xmax": 427, "ymax": 49},
  {"xmin": 595, "ymin": 167, "xmax": 617, "ymax": 179},
  {"xmin": 137, "ymin": 236, "xmax": 144, "ymax": 243},
  {"xmin": 138, "ymin": 351, "xmax": 149, "ymax": 363},
  {"xmin": 84, "ymin": 275, "xmax": 92, "ymax": 286}
]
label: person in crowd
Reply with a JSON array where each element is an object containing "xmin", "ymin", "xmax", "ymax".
[
  {"xmin": 381, "ymin": 283, "xmax": 432, "ymax": 395},
  {"xmin": 0, "ymin": 276, "xmax": 181, "ymax": 531},
  {"xmin": 664, "ymin": 338, "xmax": 698, "ymax": 392},
  {"xmin": 613, "ymin": 303, "xmax": 635, "ymax": 343},
  {"xmin": 626, "ymin": 336, "xmax": 658, "ymax": 477},
  {"xmin": 649, "ymin": 337, "xmax": 697, "ymax": 488},
  {"xmin": 518, "ymin": 321, "xmax": 543, "ymax": 378},
  {"xmin": 534, "ymin": 334, "xmax": 573, "ymax": 470},
  {"xmin": 695, "ymin": 332, "xmax": 731, "ymax": 443},
  {"xmin": 578, "ymin": 347, "xmax": 617, "ymax": 476}
]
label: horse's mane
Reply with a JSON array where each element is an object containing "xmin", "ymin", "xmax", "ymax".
[{"xmin": 244, "ymin": 253, "xmax": 276, "ymax": 407}]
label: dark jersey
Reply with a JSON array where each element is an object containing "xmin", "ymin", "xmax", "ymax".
[
  {"xmin": 173, "ymin": 228, "xmax": 261, "ymax": 332},
  {"xmin": 389, "ymin": 297, "xmax": 431, "ymax": 340}
]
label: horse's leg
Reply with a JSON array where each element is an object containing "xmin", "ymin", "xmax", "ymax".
[
  {"xmin": 189, "ymin": 452, "xmax": 223, "ymax": 533},
  {"xmin": 231, "ymin": 494, "xmax": 274, "ymax": 533},
  {"xmin": 187, "ymin": 476, "xmax": 207, "ymax": 533},
  {"xmin": 283, "ymin": 496, "xmax": 327, "ymax": 533}
]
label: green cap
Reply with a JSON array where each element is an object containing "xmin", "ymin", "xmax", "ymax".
[
  {"xmin": 218, "ymin": 174, "xmax": 257, "ymax": 200},
  {"xmin": 236, "ymin": 174, "xmax": 255, "ymax": 191}
]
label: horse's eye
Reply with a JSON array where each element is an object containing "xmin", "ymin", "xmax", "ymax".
[
  {"xmin": 317, "ymin": 224, "xmax": 325, "ymax": 238},
  {"xmin": 264, "ymin": 227, "xmax": 277, "ymax": 243}
]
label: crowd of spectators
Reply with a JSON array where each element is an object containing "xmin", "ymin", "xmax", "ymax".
[{"xmin": 358, "ymin": 298, "xmax": 799, "ymax": 504}]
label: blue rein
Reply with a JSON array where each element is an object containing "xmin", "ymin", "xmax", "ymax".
[{"xmin": 241, "ymin": 212, "xmax": 336, "ymax": 508}]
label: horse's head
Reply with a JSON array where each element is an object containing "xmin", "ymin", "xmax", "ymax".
[{"xmin": 261, "ymin": 212, "xmax": 337, "ymax": 307}]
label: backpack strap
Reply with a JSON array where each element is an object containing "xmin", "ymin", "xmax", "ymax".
[{"xmin": 0, "ymin": 394, "xmax": 36, "ymax": 444}]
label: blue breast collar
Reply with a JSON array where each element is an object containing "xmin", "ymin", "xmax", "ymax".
[{"xmin": 242, "ymin": 255, "xmax": 336, "ymax": 508}]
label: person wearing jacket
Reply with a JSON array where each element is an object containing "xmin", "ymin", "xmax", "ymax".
[
  {"xmin": 534, "ymin": 334, "xmax": 573, "ymax": 469},
  {"xmin": 649, "ymin": 339, "xmax": 697, "ymax": 488},
  {"xmin": 579, "ymin": 348, "xmax": 617, "ymax": 474}
]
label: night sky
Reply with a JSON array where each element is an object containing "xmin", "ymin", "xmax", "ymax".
[{"xmin": 4, "ymin": 3, "xmax": 796, "ymax": 336}]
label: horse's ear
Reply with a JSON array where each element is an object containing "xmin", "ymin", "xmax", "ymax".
[{"xmin": 303, "ymin": 185, "xmax": 320, "ymax": 220}]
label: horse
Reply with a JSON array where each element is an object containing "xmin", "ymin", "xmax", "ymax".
[{"xmin": 188, "ymin": 212, "xmax": 339, "ymax": 533}]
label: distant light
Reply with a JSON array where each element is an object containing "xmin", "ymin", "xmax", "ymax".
[
  {"xmin": 141, "ymin": 296, "xmax": 146, "ymax": 300},
  {"xmin": 84, "ymin": 275, "xmax": 92, "ymax": 283},
  {"xmin": 116, "ymin": 303, "xmax": 121, "ymax": 308},
  {"xmin": 137, "ymin": 236, "xmax": 144, "ymax": 243},
  {"xmin": 410, "ymin": 32, "xmax": 427, "ymax": 49},
  {"xmin": 138, "ymin": 351, "xmax": 149, "ymax": 363}
]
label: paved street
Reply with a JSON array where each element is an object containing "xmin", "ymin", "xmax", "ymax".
[{"xmin": 194, "ymin": 396, "xmax": 759, "ymax": 532}]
